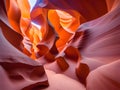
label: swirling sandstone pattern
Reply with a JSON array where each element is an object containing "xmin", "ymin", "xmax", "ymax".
[{"xmin": 0, "ymin": 0, "xmax": 120, "ymax": 90}]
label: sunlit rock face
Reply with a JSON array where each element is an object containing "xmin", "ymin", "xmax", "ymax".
[{"xmin": 0, "ymin": 0, "xmax": 120, "ymax": 90}]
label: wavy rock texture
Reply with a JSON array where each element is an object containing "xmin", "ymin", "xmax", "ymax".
[{"xmin": 0, "ymin": 0, "xmax": 120, "ymax": 90}]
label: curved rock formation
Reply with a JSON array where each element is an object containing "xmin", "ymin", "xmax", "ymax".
[{"xmin": 0, "ymin": 0, "xmax": 120, "ymax": 90}]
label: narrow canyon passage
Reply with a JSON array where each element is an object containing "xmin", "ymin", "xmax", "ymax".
[{"xmin": 0, "ymin": 0, "xmax": 120, "ymax": 90}]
